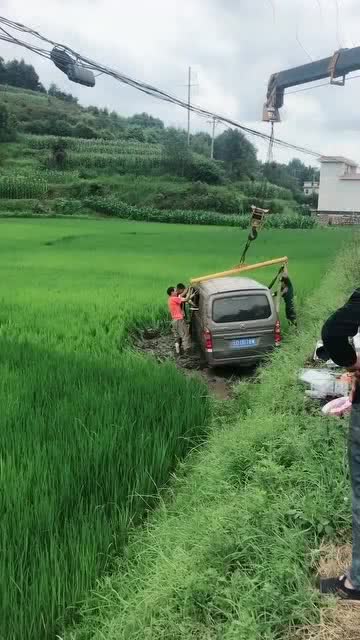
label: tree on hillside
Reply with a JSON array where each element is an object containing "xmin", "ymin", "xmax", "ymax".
[
  {"xmin": 262, "ymin": 162, "xmax": 299, "ymax": 194},
  {"xmin": 127, "ymin": 112, "xmax": 164, "ymax": 129},
  {"xmin": 0, "ymin": 58, "xmax": 6, "ymax": 84},
  {"xmin": 214, "ymin": 129, "xmax": 258, "ymax": 179},
  {"xmin": 0, "ymin": 58, "xmax": 44, "ymax": 92},
  {"xmin": 125, "ymin": 126, "xmax": 146, "ymax": 142},
  {"xmin": 191, "ymin": 132, "xmax": 212, "ymax": 157},
  {"xmin": 145, "ymin": 128, "xmax": 163, "ymax": 143},
  {"xmin": 72, "ymin": 121, "xmax": 98, "ymax": 139},
  {"xmin": 0, "ymin": 103, "xmax": 17, "ymax": 142},
  {"xmin": 287, "ymin": 158, "xmax": 319, "ymax": 186},
  {"xmin": 48, "ymin": 83, "xmax": 78, "ymax": 104}
]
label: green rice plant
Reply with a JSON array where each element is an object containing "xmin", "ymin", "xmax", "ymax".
[
  {"xmin": 0, "ymin": 174, "xmax": 47, "ymax": 199},
  {"xmin": 0, "ymin": 219, "xmax": 351, "ymax": 640},
  {"xmin": 65, "ymin": 236, "xmax": 358, "ymax": 640}
]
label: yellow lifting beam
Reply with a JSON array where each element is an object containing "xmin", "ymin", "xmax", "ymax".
[{"xmin": 190, "ymin": 256, "xmax": 288, "ymax": 285}]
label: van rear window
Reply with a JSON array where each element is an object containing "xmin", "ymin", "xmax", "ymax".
[{"xmin": 212, "ymin": 294, "xmax": 271, "ymax": 323}]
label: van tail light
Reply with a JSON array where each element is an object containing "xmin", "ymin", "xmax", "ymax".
[
  {"xmin": 204, "ymin": 329, "xmax": 213, "ymax": 352},
  {"xmin": 275, "ymin": 320, "xmax": 282, "ymax": 345}
]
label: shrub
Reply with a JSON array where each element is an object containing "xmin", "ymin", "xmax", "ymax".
[
  {"xmin": 239, "ymin": 180, "xmax": 293, "ymax": 201},
  {"xmin": 152, "ymin": 183, "xmax": 241, "ymax": 214},
  {"xmin": 85, "ymin": 196, "xmax": 316, "ymax": 228},
  {"xmin": 72, "ymin": 122, "xmax": 98, "ymax": 139},
  {"xmin": 185, "ymin": 155, "xmax": 224, "ymax": 184},
  {"xmin": 52, "ymin": 198, "xmax": 83, "ymax": 215}
]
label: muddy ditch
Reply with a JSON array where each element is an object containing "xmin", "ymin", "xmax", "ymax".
[{"xmin": 132, "ymin": 327, "xmax": 256, "ymax": 400}]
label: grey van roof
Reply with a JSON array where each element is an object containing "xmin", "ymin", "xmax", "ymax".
[{"xmin": 198, "ymin": 277, "xmax": 268, "ymax": 295}]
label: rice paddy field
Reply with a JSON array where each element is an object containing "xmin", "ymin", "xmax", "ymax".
[{"xmin": 0, "ymin": 218, "xmax": 352, "ymax": 640}]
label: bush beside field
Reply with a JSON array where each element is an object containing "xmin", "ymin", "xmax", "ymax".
[
  {"xmin": 85, "ymin": 196, "xmax": 316, "ymax": 228},
  {"xmin": 66, "ymin": 240, "xmax": 359, "ymax": 640},
  {"xmin": 0, "ymin": 194, "xmax": 314, "ymax": 227}
]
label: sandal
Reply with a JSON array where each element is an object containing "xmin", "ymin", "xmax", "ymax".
[{"xmin": 320, "ymin": 575, "xmax": 360, "ymax": 601}]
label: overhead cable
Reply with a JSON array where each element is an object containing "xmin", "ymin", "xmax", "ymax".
[{"xmin": 0, "ymin": 14, "xmax": 322, "ymax": 158}]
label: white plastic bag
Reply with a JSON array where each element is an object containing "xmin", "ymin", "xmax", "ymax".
[
  {"xmin": 299, "ymin": 368, "xmax": 350, "ymax": 399},
  {"xmin": 322, "ymin": 396, "xmax": 352, "ymax": 417}
]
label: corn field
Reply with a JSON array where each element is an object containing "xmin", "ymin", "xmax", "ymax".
[
  {"xmin": 0, "ymin": 175, "xmax": 48, "ymax": 199},
  {"xmin": 63, "ymin": 152, "xmax": 162, "ymax": 170},
  {"xmin": 86, "ymin": 196, "xmax": 316, "ymax": 228},
  {"xmin": 23, "ymin": 134, "xmax": 162, "ymax": 156}
]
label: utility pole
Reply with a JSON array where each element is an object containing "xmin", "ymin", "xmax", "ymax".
[{"xmin": 187, "ymin": 66, "xmax": 191, "ymax": 146}]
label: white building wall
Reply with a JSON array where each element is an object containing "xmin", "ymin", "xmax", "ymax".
[{"xmin": 318, "ymin": 161, "xmax": 360, "ymax": 212}]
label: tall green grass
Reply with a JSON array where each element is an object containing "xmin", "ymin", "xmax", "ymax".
[
  {"xmin": 65, "ymin": 237, "xmax": 359, "ymax": 640},
  {"xmin": 0, "ymin": 219, "xmax": 352, "ymax": 640}
]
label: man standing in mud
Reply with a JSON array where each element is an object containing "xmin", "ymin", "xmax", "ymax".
[
  {"xmin": 319, "ymin": 288, "xmax": 360, "ymax": 601},
  {"xmin": 167, "ymin": 286, "xmax": 191, "ymax": 355}
]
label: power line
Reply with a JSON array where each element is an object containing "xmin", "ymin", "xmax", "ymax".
[
  {"xmin": 334, "ymin": 0, "xmax": 343, "ymax": 49},
  {"xmin": 314, "ymin": 0, "xmax": 323, "ymax": 20},
  {"xmin": 266, "ymin": 0, "xmax": 276, "ymax": 23},
  {"xmin": 295, "ymin": 24, "xmax": 313, "ymax": 62},
  {"xmin": 0, "ymin": 14, "xmax": 323, "ymax": 158}
]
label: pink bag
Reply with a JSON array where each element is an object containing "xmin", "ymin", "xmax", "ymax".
[{"xmin": 322, "ymin": 396, "xmax": 352, "ymax": 417}]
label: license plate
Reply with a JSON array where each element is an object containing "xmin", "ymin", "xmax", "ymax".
[{"xmin": 231, "ymin": 338, "xmax": 257, "ymax": 349}]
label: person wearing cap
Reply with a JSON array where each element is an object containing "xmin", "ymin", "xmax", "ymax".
[{"xmin": 319, "ymin": 287, "xmax": 360, "ymax": 601}]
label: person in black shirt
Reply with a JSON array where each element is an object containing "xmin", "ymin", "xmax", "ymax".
[
  {"xmin": 280, "ymin": 267, "xmax": 297, "ymax": 325},
  {"xmin": 271, "ymin": 266, "xmax": 297, "ymax": 325},
  {"xmin": 319, "ymin": 288, "xmax": 360, "ymax": 601}
]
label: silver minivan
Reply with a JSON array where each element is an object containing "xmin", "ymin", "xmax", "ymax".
[{"xmin": 191, "ymin": 277, "xmax": 281, "ymax": 367}]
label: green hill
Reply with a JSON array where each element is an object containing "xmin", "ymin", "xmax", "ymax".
[{"xmin": 0, "ymin": 77, "xmax": 314, "ymax": 225}]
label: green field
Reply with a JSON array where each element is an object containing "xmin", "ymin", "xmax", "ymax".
[{"xmin": 0, "ymin": 219, "xmax": 352, "ymax": 640}]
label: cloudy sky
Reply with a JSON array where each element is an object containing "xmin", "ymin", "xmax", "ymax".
[{"xmin": 1, "ymin": 0, "xmax": 360, "ymax": 165}]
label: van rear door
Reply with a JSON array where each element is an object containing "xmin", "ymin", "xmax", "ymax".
[{"xmin": 209, "ymin": 290, "xmax": 276, "ymax": 360}]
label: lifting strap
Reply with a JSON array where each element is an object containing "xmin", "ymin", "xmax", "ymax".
[{"xmin": 268, "ymin": 265, "xmax": 285, "ymax": 290}]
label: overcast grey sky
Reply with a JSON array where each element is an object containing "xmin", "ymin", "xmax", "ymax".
[{"xmin": 1, "ymin": 0, "xmax": 360, "ymax": 165}]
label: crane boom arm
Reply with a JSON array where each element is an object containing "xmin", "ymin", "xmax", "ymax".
[{"xmin": 264, "ymin": 47, "xmax": 360, "ymax": 121}]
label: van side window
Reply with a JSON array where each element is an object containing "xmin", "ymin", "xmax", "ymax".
[{"xmin": 213, "ymin": 294, "xmax": 271, "ymax": 323}]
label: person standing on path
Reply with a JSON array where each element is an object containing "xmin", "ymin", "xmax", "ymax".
[
  {"xmin": 320, "ymin": 288, "xmax": 360, "ymax": 601},
  {"xmin": 167, "ymin": 286, "xmax": 191, "ymax": 354}
]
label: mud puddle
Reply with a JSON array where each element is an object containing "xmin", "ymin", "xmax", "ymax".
[{"xmin": 132, "ymin": 328, "xmax": 254, "ymax": 400}]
